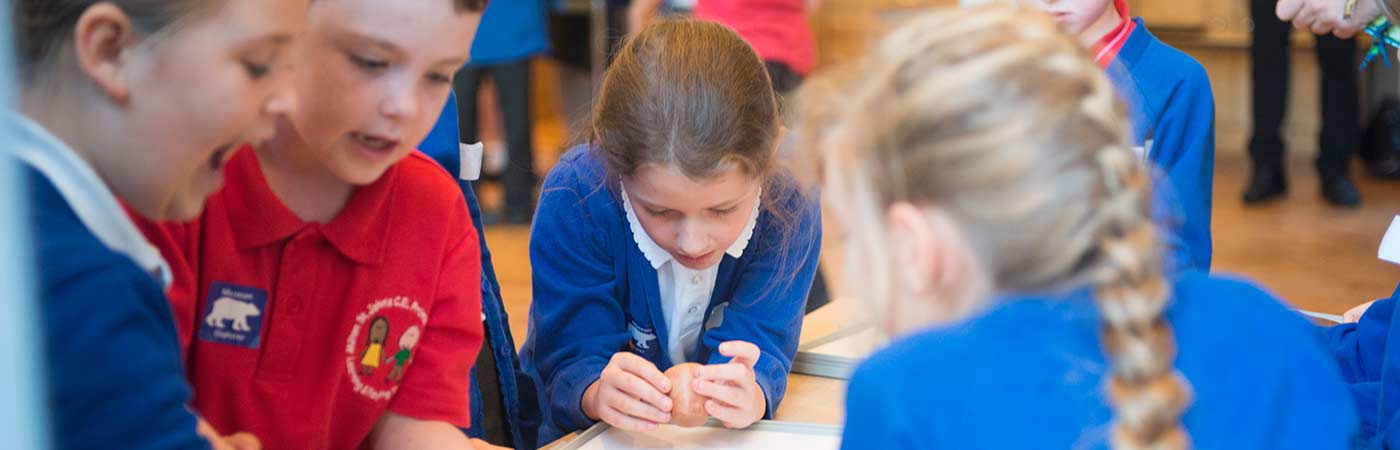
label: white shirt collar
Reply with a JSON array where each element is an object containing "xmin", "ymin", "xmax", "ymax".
[
  {"xmin": 6, "ymin": 111, "xmax": 173, "ymax": 288},
  {"xmin": 620, "ymin": 183, "xmax": 762, "ymax": 270}
]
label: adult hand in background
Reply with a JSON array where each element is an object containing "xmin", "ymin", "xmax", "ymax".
[{"xmin": 1276, "ymin": 0, "xmax": 1379, "ymax": 38}]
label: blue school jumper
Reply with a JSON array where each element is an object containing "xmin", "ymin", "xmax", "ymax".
[
  {"xmin": 843, "ymin": 272, "xmax": 1357, "ymax": 449},
  {"xmin": 1105, "ymin": 18, "xmax": 1215, "ymax": 273},
  {"xmin": 24, "ymin": 168, "xmax": 208, "ymax": 450},
  {"xmin": 521, "ymin": 145, "xmax": 823, "ymax": 446},
  {"xmin": 1325, "ymin": 281, "xmax": 1400, "ymax": 448},
  {"xmin": 419, "ymin": 93, "xmax": 541, "ymax": 449}
]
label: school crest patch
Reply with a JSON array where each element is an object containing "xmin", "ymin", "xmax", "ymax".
[
  {"xmin": 628, "ymin": 321, "xmax": 659, "ymax": 358},
  {"xmin": 344, "ymin": 296, "xmax": 429, "ymax": 402},
  {"xmin": 197, "ymin": 282, "xmax": 267, "ymax": 349}
]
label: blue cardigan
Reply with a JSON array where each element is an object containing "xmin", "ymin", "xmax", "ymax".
[
  {"xmin": 1106, "ymin": 18, "xmax": 1215, "ymax": 273},
  {"xmin": 1325, "ymin": 281, "xmax": 1400, "ymax": 448},
  {"xmin": 521, "ymin": 146, "xmax": 822, "ymax": 446},
  {"xmin": 27, "ymin": 167, "xmax": 209, "ymax": 450},
  {"xmin": 844, "ymin": 272, "xmax": 1357, "ymax": 449}
]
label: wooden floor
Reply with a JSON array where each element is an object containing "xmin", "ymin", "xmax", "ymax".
[
  {"xmin": 1212, "ymin": 157, "xmax": 1400, "ymax": 314},
  {"xmin": 480, "ymin": 152, "xmax": 1400, "ymax": 346}
]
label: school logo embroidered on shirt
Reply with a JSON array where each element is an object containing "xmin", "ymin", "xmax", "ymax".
[
  {"xmin": 629, "ymin": 321, "xmax": 658, "ymax": 357},
  {"xmin": 197, "ymin": 282, "xmax": 268, "ymax": 349},
  {"xmin": 344, "ymin": 296, "xmax": 428, "ymax": 402}
]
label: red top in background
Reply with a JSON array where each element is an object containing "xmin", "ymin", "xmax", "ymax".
[{"xmin": 695, "ymin": 0, "xmax": 816, "ymax": 75}]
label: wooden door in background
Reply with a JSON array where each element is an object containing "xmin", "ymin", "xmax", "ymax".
[
  {"xmin": 1129, "ymin": 0, "xmax": 1207, "ymax": 31},
  {"xmin": 810, "ymin": 0, "xmax": 958, "ymax": 68}
]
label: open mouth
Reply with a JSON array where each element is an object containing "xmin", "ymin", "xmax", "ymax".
[
  {"xmin": 208, "ymin": 143, "xmax": 237, "ymax": 171},
  {"xmin": 351, "ymin": 131, "xmax": 400, "ymax": 156}
]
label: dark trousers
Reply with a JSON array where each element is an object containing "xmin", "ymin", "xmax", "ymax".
[
  {"xmin": 455, "ymin": 59, "xmax": 538, "ymax": 214},
  {"xmin": 1249, "ymin": 0, "xmax": 1359, "ymax": 178}
]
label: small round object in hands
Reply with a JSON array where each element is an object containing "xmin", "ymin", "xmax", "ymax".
[{"xmin": 664, "ymin": 363, "xmax": 708, "ymax": 427}]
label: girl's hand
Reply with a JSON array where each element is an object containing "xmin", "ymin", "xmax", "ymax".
[
  {"xmin": 582, "ymin": 352, "xmax": 674, "ymax": 431},
  {"xmin": 692, "ymin": 341, "xmax": 767, "ymax": 429},
  {"xmin": 1344, "ymin": 300, "xmax": 1377, "ymax": 323}
]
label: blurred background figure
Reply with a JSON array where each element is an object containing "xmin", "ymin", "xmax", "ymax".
[
  {"xmin": 1245, "ymin": 0, "xmax": 1362, "ymax": 206},
  {"xmin": 455, "ymin": 0, "xmax": 551, "ymax": 225},
  {"xmin": 547, "ymin": 0, "xmax": 630, "ymax": 140},
  {"xmin": 628, "ymin": 0, "xmax": 817, "ymax": 100}
]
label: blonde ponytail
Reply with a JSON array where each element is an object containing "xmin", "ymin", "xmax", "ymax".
[
  {"xmin": 1092, "ymin": 145, "xmax": 1193, "ymax": 450},
  {"xmin": 798, "ymin": 5, "xmax": 1192, "ymax": 449}
]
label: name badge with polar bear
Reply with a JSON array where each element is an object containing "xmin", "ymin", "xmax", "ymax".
[{"xmin": 198, "ymin": 281, "xmax": 268, "ymax": 349}]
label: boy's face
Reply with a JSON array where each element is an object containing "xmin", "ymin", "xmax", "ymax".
[
  {"xmin": 1017, "ymin": 0, "xmax": 1115, "ymax": 38},
  {"xmin": 286, "ymin": 0, "xmax": 481, "ymax": 185}
]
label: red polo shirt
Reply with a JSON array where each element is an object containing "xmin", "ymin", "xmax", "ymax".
[{"xmin": 134, "ymin": 147, "xmax": 483, "ymax": 449}]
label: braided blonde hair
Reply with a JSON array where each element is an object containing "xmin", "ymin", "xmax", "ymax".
[{"xmin": 798, "ymin": 5, "xmax": 1191, "ymax": 449}]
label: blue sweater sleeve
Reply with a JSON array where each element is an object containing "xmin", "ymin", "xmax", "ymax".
[
  {"xmin": 44, "ymin": 260, "xmax": 209, "ymax": 450},
  {"xmin": 701, "ymin": 185, "xmax": 822, "ymax": 418},
  {"xmin": 1147, "ymin": 61, "xmax": 1215, "ymax": 272},
  {"xmin": 1256, "ymin": 306, "xmax": 1360, "ymax": 449},
  {"xmin": 1329, "ymin": 283, "xmax": 1400, "ymax": 446},
  {"xmin": 1325, "ymin": 297, "xmax": 1396, "ymax": 385},
  {"xmin": 524, "ymin": 163, "xmax": 625, "ymax": 434}
]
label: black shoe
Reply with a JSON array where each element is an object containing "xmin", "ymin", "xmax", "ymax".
[
  {"xmin": 1362, "ymin": 98, "xmax": 1400, "ymax": 179},
  {"xmin": 1320, "ymin": 175, "xmax": 1362, "ymax": 207},
  {"xmin": 1242, "ymin": 166, "xmax": 1288, "ymax": 204}
]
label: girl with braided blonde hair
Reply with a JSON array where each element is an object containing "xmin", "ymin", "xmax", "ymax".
[{"xmin": 799, "ymin": 5, "xmax": 1357, "ymax": 449}]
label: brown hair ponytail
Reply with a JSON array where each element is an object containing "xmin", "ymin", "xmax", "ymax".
[{"xmin": 590, "ymin": 18, "xmax": 779, "ymax": 182}]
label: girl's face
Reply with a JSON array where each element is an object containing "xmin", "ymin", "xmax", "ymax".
[
  {"xmin": 112, "ymin": 0, "xmax": 306, "ymax": 220},
  {"xmin": 1018, "ymin": 0, "xmax": 1115, "ymax": 37},
  {"xmin": 625, "ymin": 165, "xmax": 761, "ymax": 270},
  {"xmin": 286, "ymin": 0, "xmax": 480, "ymax": 185}
]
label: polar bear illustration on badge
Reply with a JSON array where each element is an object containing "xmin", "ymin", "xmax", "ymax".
[
  {"xmin": 205, "ymin": 297, "xmax": 261, "ymax": 332},
  {"xmin": 629, "ymin": 323, "xmax": 656, "ymax": 352}
]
